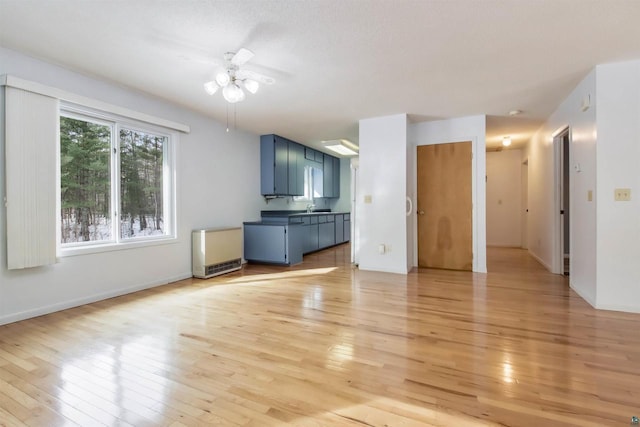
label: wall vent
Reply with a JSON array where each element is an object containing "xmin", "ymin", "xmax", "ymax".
[{"xmin": 205, "ymin": 258, "xmax": 242, "ymax": 277}]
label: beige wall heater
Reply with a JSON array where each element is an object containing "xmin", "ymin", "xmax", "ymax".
[{"xmin": 192, "ymin": 227, "xmax": 242, "ymax": 278}]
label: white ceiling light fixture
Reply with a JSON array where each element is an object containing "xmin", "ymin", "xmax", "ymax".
[
  {"xmin": 203, "ymin": 48, "xmax": 275, "ymax": 104},
  {"xmin": 502, "ymin": 136, "xmax": 512, "ymax": 147},
  {"xmin": 322, "ymin": 139, "xmax": 359, "ymax": 156}
]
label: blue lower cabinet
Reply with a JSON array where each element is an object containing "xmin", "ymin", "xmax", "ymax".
[
  {"xmin": 335, "ymin": 214, "xmax": 344, "ymax": 243},
  {"xmin": 244, "ymin": 223, "xmax": 303, "ymax": 265},
  {"xmin": 319, "ymin": 221, "xmax": 336, "ymax": 249},
  {"xmin": 301, "ymin": 215, "xmax": 319, "ymax": 254}
]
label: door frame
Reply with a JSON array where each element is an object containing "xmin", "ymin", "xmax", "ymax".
[
  {"xmin": 412, "ymin": 137, "xmax": 486, "ymax": 273},
  {"xmin": 552, "ymin": 126, "xmax": 571, "ymax": 275},
  {"xmin": 350, "ymin": 157, "xmax": 359, "ymax": 265}
]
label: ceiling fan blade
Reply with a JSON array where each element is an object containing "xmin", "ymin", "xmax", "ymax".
[
  {"xmin": 231, "ymin": 48, "xmax": 254, "ymax": 66},
  {"xmin": 237, "ymin": 69, "xmax": 276, "ymax": 85}
]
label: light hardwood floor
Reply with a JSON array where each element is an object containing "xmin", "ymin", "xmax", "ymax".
[{"xmin": 1, "ymin": 245, "xmax": 639, "ymax": 426}]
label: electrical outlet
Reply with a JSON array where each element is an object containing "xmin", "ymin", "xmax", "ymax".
[{"xmin": 614, "ymin": 188, "xmax": 631, "ymax": 201}]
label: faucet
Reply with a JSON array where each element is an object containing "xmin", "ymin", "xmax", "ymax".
[{"xmin": 306, "ymin": 203, "xmax": 315, "ymax": 213}]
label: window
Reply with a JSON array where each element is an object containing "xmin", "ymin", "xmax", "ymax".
[
  {"xmin": 293, "ymin": 165, "xmax": 324, "ymax": 202},
  {"xmin": 60, "ymin": 108, "xmax": 175, "ymax": 251},
  {"xmin": 294, "ymin": 166, "xmax": 313, "ymax": 201}
]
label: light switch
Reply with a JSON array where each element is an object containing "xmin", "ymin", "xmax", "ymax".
[
  {"xmin": 364, "ymin": 194, "xmax": 372, "ymax": 204},
  {"xmin": 614, "ymin": 188, "xmax": 631, "ymax": 201},
  {"xmin": 587, "ymin": 190, "xmax": 593, "ymax": 202}
]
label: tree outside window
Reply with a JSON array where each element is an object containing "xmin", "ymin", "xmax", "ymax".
[{"xmin": 60, "ymin": 112, "xmax": 173, "ymax": 248}]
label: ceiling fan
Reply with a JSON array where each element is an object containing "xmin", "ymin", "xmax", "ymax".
[{"xmin": 203, "ymin": 48, "xmax": 275, "ymax": 103}]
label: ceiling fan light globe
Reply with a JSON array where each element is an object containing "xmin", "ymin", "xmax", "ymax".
[
  {"xmin": 215, "ymin": 72, "xmax": 230, "ymax": 87},
  {"xmin": 203, "ymin": 81, "xmax": 219, "ymax": 95},
  {"xmin": 223, "ymin": 83, "xmax": 245, "ymax": 103},
  {"xmin": 244, "ymin": 79, "xmax": 259, "ymax": 94}
]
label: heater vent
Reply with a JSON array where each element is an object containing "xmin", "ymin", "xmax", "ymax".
[{"xmin": 192, "ymin": 227, "xmax": 242, "ymax": 278}]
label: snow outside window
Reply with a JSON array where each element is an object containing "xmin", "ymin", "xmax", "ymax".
[{"xmin": 60, "ymin": 107, "xmax": 176, "ymax": 253}]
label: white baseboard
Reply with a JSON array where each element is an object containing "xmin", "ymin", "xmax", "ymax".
[
  {"xmin": 595, "ymin": 302, "xmax": 640, "ymax": 314},
  {"xmin": 0, "ymin": 272, "xmax": 193, "ymax": 326},
  {"xmin": 569, "ymin": 284, "xmax": 597, "ymax": 308},
  {"xmin": 528, "ymin": 249, "xmax": 553, "ymax": 272},
  {"xmin": 358, "ymin": 263, "xmax": 409, "ymax": 275}
]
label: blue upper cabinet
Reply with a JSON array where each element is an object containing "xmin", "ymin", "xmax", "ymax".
[
  {"xmin": 332, "ymin": 156, "xmax": 340, "ymax": 198},
  {"xmin": 288, "ymin": 141, "xmax": 304, "ymax": 196},
  {"xmin": 322, "ymin": 154, "xmax": 340, "ymax": 198},
  {"xmin": 260, "ymin": 134, "xmax": 305, "ymax": 197},
  {"xmin": 261, "ymin": 134, "xmax": 340, "ymax": 198},
  {"xmin": 323, "ymin": 153, "xmax": 334, "ymax": 198},
  {"xmin": 261, "ymin": 134, "xmax": 289, "ymax": 195}
]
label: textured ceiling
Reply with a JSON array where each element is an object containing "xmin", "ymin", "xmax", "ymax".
[{"xmin": 1, "ymin": 0, "xmax": 640, "ymax": 152}]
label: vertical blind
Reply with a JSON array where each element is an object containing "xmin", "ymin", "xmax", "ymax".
[{"xmin": 5, "ymin": 87, "xmax": 58, "ymax": 269}]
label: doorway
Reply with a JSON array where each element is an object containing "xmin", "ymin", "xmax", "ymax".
[
  {"xmin": 554, "ymin": 128, "xmax": 571, "ymax": 276},
  {"xmin": 416, "ymin": 142, "xmax": 473, "ymax": 270},
  {"xmin": 350, "ymin": 158, "xmax": 359, "ymax": 265}
]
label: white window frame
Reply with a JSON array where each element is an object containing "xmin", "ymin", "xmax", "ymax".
[
  {"xmin": 293, "ymin": 165, "xmax": 313, "ymax": 202},
  {"xmin": 59, "ymin": 103, "xmax": 178, "ymax": 257}
]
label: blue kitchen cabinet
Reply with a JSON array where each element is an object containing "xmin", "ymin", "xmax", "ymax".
[
  {"xmin": 261, "ymin": 134, "xmax": 306, "ymax": 196},
  {"xmin": 301, "ymin": 215, "xmax": 319, "ymax": 254},
  {"xmin": 332, "ymin": 156, "xmax": 340, "ymax": 198},
  {"xmin": 335, "ymin": 214, "xmax": 344, "ymax": 243},
  {"xmin": 243, "ymin": 222, "xmax": 303, "ymax": 265},
  {"xmin": 318, "ymin": 215, "xmax": 336, "ymax": 248},
  {"xmin": 288, "ymin": 141, "xmax": 304, "ymax": 196},
  {"xmin": 322, "ymin": 153, "xmax": 340, "ymax": 198},
  {"xmin": 322, "ymin": 153, "xmax": 334, "ymax": 197},
  {"xmin": 261, "ymin": 134, "xmax": 289, "ymax": 195},
  {"xmin": 344, "ymin": 213, "xmax": 351, "ymax": 243}
]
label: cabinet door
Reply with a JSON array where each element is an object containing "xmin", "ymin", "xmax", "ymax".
[
  {"xmin": 305, "ymin": 147, "xmax": 315, "ymax": 161},
  {"xmin": 244, "ymin": 225, "xmax": 287, "ymax": 263},
  {"xmin": 273, "ymin": 136, "xmax": 289, "ymax": 194},
  {"xmin": 344, "ymin": 219, "xmax": 350, "ymax": 242},
  {"xmin": 318, "ymin": 222, "xmax": 335, "ymax": 248},
  {"xmin": 323, "ymin": 153, "xmax": 334, "ymax": 198},
  {"xmin": 333, "ymin": 157, "xmax": 340, "ymax": 198},
  {"xmin": 303, "ymin": 224, "xmax": 319, "ymax": 253},
  {"xmin": 334, "ymin": 214, "xmax": 344, "ymax": 243},
  {"xmin": 288, "ymin": 142, "xmax": 304, "ymax": 196}
]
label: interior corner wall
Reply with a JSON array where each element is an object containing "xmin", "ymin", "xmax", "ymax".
[
  {"xmin": 0, "ymin": 47, "xmax": 265, "ymax": 325},
  {"xmin": 358, "ymin": 114, "xmax": 409, "ymax": 274},
  {"xmin": 526, "ymin": 68, "xmax": 597, "ymax": 306},
  {"xmin": 595, "ymin": 60, "xmax": 640, "ymax": 313},
  {"xmin": 405, "ymin": 133, "xmax": 415, "ymax": 273},
  {"xmin": 409, "ymin": 115, "xmax": 487, "ymax": 273},
  {"xmin": 486, "ymin": 149, "xmax": 522, "ymax": 247}
]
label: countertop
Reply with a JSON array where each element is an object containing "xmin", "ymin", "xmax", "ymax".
[
  {"xmin": 261, "ymin": 210, "xmax": 350, "ymax": 217},
  {"xmin": 245, "ymin": 210, "xmax": 351, "ymax": 226}
]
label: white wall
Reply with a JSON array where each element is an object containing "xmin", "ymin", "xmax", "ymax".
[
  {"xmin": 358, "ymin": 114, "xmax": 409, "ymax": 274},
  {"xmin": 409, "ymin": 115, "xmax": 487, "ymax": 273},
  {"xmin": 0, "ymin": 47, "xmax": 266, "ymax": 325},
  {"xmin": 486, "ymin": 149, "xmax": 522, "ymax": 247},
  {"xmin": 595, "ymin": 60, "xmax": 640, "ymax": 312},
  {"xmin": 526, "ymin": 69, "xmax": 597, "ymax": 305}
]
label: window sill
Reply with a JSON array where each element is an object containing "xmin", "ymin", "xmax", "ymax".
[{"xmin": 59, "ymin": 235, "xmax": 179, "ymax": 258}]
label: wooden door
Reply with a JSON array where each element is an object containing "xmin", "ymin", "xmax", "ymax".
[{"xmin": 417, "ymin": 142, "xmax": 473, "ymax": 270}]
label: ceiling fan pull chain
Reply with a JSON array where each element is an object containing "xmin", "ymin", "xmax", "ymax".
[{"xmin": 226, "ymin": 102, "xmax": 229, "ymax": 133}]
